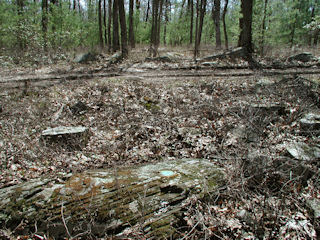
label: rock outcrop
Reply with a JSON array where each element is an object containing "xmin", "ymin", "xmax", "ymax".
[{"xmin": 0, "ymin": 159, "xmax": 224, "ymax": 239}]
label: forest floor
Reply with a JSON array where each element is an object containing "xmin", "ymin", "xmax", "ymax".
[{"xmin": 1, "ymin": 46, "xmax": 320, "ymax": 239}]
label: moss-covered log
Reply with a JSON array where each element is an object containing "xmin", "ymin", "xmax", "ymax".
[{"xmin": 0, "ymin": 159, "xmax": 224, "ymax": 239}]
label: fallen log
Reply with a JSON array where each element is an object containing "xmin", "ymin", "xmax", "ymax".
[{"xmin": 0, "ymin": 159, "xmax": 224, "ymax": 239}]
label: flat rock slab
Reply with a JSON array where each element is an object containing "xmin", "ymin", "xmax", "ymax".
[
  {"xmin": 286, "ymin": 142, "xmax": 320, "ymax": 161},
  {"xmin": 0, "ymin": 159, "xmax": 224, "ymax": 239},
  {"xmin": 288, "ymin": 52, "xmax": 315, "ymax": 62},
  {"xmin": 41, "ymin": 126, "xmax": 89, "ymax": 150},
  {"xmin": 306, "ymin": 199, "xmax": 320, "ymax": 218},
  {"xmin": 300, "ymin": 112, "xmax": 320, "ymax": 135}
]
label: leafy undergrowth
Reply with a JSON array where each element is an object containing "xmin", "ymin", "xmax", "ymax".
[{"xmin": 0, "ymin": 50, "xmax": 320, "ymax": 239}]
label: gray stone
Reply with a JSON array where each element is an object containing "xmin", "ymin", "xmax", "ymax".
[
  {"xmin": 73, "ymin": 52, "xmax": 96, "ymax": 63},
  {"xmin": 41, "ymin": 126, "xmax": 89, "ymax": 150},
  {"xmin": 306, "ymin": 199, "xmax": 320, "ymax": 218},
  {"xmin": 286, "ymin": 142, "xmax": 320, "ymax": 161},
  {"xmin": 300, "ymin": 112, "xmax": 320, "ymax": 135},
  {"xmin": 288, "ymin": 52, "xmax": 315, "ymax": 62},
  {"xmin": 108, "ymin": 52, "xmax": 122, "ymax": 64},
  {"xmin": 0, "ymin": 159, "xmax": 224, "ymax": 239},
  {"xmin": 250, "ymin": 103, "xmax": 286, "ymax": 115},
  {"xmin": 202, "ymin": 47, "xmax": 246, "ymax": 61}
]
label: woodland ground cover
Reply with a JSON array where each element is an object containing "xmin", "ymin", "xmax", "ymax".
[{"xmin": 0, "ymin": 46, "xmax": 320, "ymax": 238}]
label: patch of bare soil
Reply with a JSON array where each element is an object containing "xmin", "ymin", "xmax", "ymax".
[{"xmin": 1, "ymin": 51, "xmax": 320, "ymax": 239}]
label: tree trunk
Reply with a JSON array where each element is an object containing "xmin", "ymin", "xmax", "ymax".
[
  {"xmin": 41, "ymin": 0, "xmax": 48, "ymax": 51},
  {"xmin": 146, "ymin": 0, "xmax": 150, "ymax": 22},
  {"xmin": 98, "ymin": 0, "xmax": 104, "ymax": 48},
  {"xmin": 212, "ymin": 0, "xmax": 221, "ymax": 49},
  {"xmin": 259, "ymin": 0, "xmax": 268, "ymax": 55},
  {"xmin": 222, "ymin": 0, "xmax": 228, "ymax": 49},
  {"xmin": 156, "ymin": 0, "xmax": 164, "ymax": 47},
  {"xmin": 112, "ymin": 0, "xmax": 120, "ymax": 52},
  {"xmin": 103, "ymin": 0, "xmax": 108, "ymax": 47},
  {"xmin": 194, "ymin": 0, "xmax": 200, "ymax": 59},
  {"xmin": 118, "ymin": 0, "xmax": 128, "ymax": 58},
  {"xmin": 308, "ymin": 6, "xmax": 315, "ymax": 46},
  {"xmin": 163, "ymin": 0, "xmax": 169, "ymax": 45},
  {"xmin": 198, "ymin": 0, "xmax": 206, "ymax": 47},
  {"xmin": 150, "ymin": 0, "xmax": 162, "ymax": 57},
  {"xmin": 107, "ymin": 0, "xmax": 112, "ymax": 52},
  {"xmin": 129, "ymin": 0, "xmax": 135, "ymax": 48},
  {"xmin": 187, "ymin": 0, "xmax": 194, "ymax": 45},
  {"xmin": 238, "ymin": 0, "xmax": 253, "ymax": 54},
  {"xmin": 290, "ymin": 13, "xmax": 297, "ymax": 49},
  {"xmin": 194, "ymin": 0, "xmax": 206, "ymax": 59}
]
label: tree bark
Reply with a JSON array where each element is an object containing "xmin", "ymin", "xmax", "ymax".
[
  {"xmin": 222, "ymin": 0, "xmax": 228, "ymax": 49},
  {"xmin": 112, "ymin": 0, "xmax": 120, "ymax": 52},
  {"xmin": 146, "ymin": 0, "xmax": 150, "ymax": 22},
  {"xmin": 156, "ymin": 0, "xmax": 164, "ymax": 47},
  {"xmin": 150, "ymin": 0, "xmax": 163, "ymax": 57},
  {"xmin": 188, "ymin": 0, "xmax": 194, "ymax": 45},
  {"xmin": 129, "ymin": 0, "xmax": 135, "ymax": 48},
  {"xmin": 194, "ymin": 0, "xmax": 206, "ymax": 59},
  {"xmin": 238, "ymin": 0, "xmax": 253, "ymax": 54},
  {"xmin": 163, "ymin": 0, "xmax": 170, "ymax": 45},
  {"xmin": 41, "ymin": 0, "xmax": 48, "ymax": 51},
  {"xmin": 212, "ymin": 0, "xmax": 221, "ymax": 49},
  {"xmin": 118, "ymin": 0, "xmax": 128, "ymax": 57},
  {"xmin": 103, "ymin": 0, "xmax": 108, "ymax": 47},
  {"xmin": 107, "ymin": 0, "xmax": 112, "ymax": 52},
  {"xmin": 98, "ymin": 0, "xmax": 104, "ymax": 48},
  {"xmin": 194, "ymin": 0, "xmax": 200, "ymax": 58},
  {"xmin": 259, "ymin": 0, "xmax": 268, "ymax": 55}
]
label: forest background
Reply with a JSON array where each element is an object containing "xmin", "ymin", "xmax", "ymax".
[{"xmin": 0, "ymin": 0, "xmax": 320, "ymax": 65}]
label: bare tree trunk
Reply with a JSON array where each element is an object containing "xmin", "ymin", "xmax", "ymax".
[
  {"xmin": 198, "ymin": 0, "xmax": 206, "ymax": 46},
  {"xmin": 238, "ymin": 0, "xmax": 253, "ymax": 54},
  {"xmin": 146, "ymin": 0, "xmax": 150, "ymax": 22},
  {"xmin": 187, "ymin": 0, "xmax": 193, "ymax": 45},
  {"xmin": 194, "ymin": 0, "xmax": 200, "ymax": 59},
  {"xmin": 238, "ymin": 0, "xmax": 260, "ymax": 69},
  {"xmin": 222, "ymin": 0, "xmax": 228, "ymax": 49},
  {"xmin": 150, "ymin": 0, "xmax": 161, "ymax": 57},
  {"xmin": 190, "ymin": 0, "xmax": 194, "ymax": 45},
  {"xmin": 107, "ymin": 0, "xmax": 112, "ymax": 52},
  {"xmin": 118, "ymin": 0, "xmax": 128, "ymax": 57},
  {"xmin": 259, "ymin": 0, "xmax": 268, "ymax": 55},
  {"xmin": 112, "ymin": 0, "xmax": 120, "ymax": 52},
  {"xmin": 156, "ymin": 0, "xmax": 164, "ymax": 47},
  {"xmin": 41, "ymin": 0, "xmax": 48, "ymax": 51},
  {"xmin": 163, "ymin": 0, "xmax": 169, "ymax": 45},
  {"xmin": 103, "ymin": 0, "xmax": 108, "ymax": 47},
  {"xmin": 212, "ymin": 0, "xmax": 221, "ymax": 49},
  {"xmin": 129, "ymin": 0, "xmax": 135, "ymax": 48},
  {"xmin": 194, "ymin": 0, "xmax": 206, "ymax": 59},
  {"xmin": 290, "ymin": 13, "xmax": 297, "ymax": 49},
  {"xmin": 98, "ymin": 0, "xmax": 104, "ymax": 48}
]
